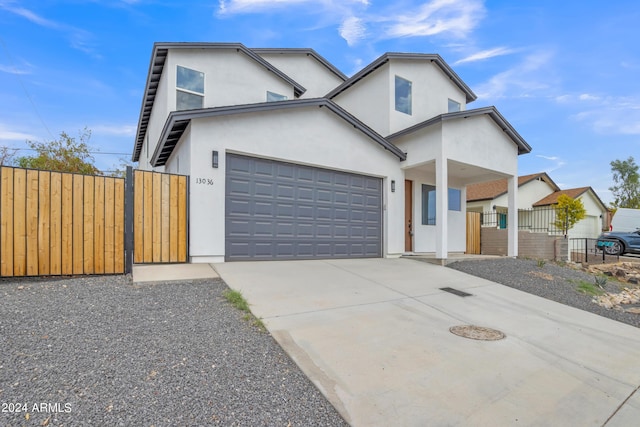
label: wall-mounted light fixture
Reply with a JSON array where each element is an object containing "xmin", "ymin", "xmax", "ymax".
[
  {"xmin": 212, "ymin": 151, "xmax": 219, "ymax": 168},
  {"xmin": 391, "ymin": 180, "xmax": 396, "ymax": 192}
]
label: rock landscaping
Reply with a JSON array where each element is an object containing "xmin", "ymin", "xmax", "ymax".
[{"xmin": 586, "ymin": 262, "xmax": 640, "ymax": 313}]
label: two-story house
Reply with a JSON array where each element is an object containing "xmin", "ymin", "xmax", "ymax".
[{"xmin": 133, "ymin": 42, "xmax": 531, "ymax": 263}]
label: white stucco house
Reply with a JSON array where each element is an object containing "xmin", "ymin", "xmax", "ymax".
[{"xmin": 133, "ymin": 42, "xmax": 531, "ymax": 263}]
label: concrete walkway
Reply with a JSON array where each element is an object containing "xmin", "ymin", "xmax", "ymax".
[
  {"xmin": 214, "ymin": 258, "xmax": 640, "ymax": 427},
  {"xmin": 132, "ymin": 263, "xmax": 219, "ymax": 283}
]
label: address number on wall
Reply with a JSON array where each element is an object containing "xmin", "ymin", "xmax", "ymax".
[{"xmin": 195, "ymin": 178, "xmax": 214, "ymax": 185}]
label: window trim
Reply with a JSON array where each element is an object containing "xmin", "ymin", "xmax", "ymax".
[
  {"xmin": 176, "ymin": 65, "xmax": 205, "ymax": 110},
  {"xmin": 266, "ymin": 91, "xmax": 288, "ymax": 102},
  {"xmin": 448, "ymin": 98, "xmax": 461, "ymax": 113}
]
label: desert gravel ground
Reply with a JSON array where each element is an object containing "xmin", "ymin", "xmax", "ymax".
[
  {"xmin": 448, "ymin": 257, "xmax": 640, "ymax": 328},
  {"xmin": 0, "ymin": 275, "xmax": 347, "ymax": 427}
]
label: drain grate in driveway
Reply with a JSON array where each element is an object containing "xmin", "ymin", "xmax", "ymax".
[{"xmin": 439, "ymin": 287, "xmax": 473, "ymax": 297}]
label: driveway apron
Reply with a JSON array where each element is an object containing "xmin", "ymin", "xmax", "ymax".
[{"xmin": 214, "ymin": 258, "xmax": 640, "ymax": 427}]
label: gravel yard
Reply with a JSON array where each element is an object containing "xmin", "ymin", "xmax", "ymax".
[
  {"xmin": 0, "ymin": 275, "xmax": 347, "ymax": 426},
  {"xmin": 448, "ymin": 257, "xmax": 640, "ymax": 328}
]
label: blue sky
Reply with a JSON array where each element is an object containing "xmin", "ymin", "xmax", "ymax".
[{"xmin": 0, "ymin": 0, "xmax": 638, "ymax": 205}]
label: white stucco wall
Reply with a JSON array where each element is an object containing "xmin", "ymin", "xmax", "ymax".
[
  {"xmin": 443, "ymin": 116, "xmax": 519, "ymax": 176},
  {"xmin": 332, "ymin": 65, "xmax": 391, "ymax": 136},
  {"xmin": 166, "ymin": 105, "xmax": 405, "ymax": 262},
  {"xmin": 255, "ymin": 52, "xmax": 345, "ymax": 98},
  {"xmin": 389, "ymin": 60, "xmax": 467, "ymax": 135},
  {"xmin": 489, "ymin": 179, "xmax": 555, "ymax": 209},
  {"xmin": 167, "ymin": 49, "xmax": 295, "ymax": 109}
]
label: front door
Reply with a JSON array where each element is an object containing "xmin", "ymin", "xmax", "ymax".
[{"xmin": 405, "ymin": 180, "xmax": 413, "ymax": 252}]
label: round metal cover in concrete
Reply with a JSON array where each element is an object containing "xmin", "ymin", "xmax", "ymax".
[{"xmin": 449, "ymin": 325, "xmax": 505, "ymax": 341}]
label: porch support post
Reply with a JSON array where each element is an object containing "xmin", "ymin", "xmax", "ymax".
[
  {"xmin": 507, "ymin": 175, "xmax": 518, "ymax": 257},
  {"xmin": 435, "ymin": 157, "xmax": 448, "ymax": 259}
]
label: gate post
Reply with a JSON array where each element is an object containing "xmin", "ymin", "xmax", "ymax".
[{"xmin": 124, "ymin": 166, "xmax": 134, "ymax": 275}]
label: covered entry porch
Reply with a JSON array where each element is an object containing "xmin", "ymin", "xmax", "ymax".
[{"xmin": 389, "ymin": 107, "xmax": 532, "ymax": 261}]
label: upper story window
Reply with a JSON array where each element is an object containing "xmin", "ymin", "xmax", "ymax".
[
  {"xmin": 267, "ymin": 91, "xmax": 287, "ymax": 102},
  {"xmin": 395, "ymin": 75, "xmax": 412, "ymax": 115},
  {"xmin": 448, "ymin": 99, "xmax": 461, "ymax": 113},
  {"xmin": 176, "ymin": 65, "xmax": 204, "ymax": 110}
]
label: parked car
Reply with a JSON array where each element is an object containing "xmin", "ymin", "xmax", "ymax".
[{"xmin": 596, "ymin": 229, "xmax": 640, "ymax": 255}]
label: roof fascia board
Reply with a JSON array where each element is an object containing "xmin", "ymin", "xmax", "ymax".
[
  {"xmin": 251, "ymin": 48, "xmax": 347, "ymax": 81},
  {"xmin": 326, "ymin": 53, "xmax": 477, "ymax": 103},
  {"xmin": 151, "ymin": 98, "xmax": 406, "ymax": 167}
]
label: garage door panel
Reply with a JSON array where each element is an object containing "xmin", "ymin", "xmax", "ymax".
[{"xmin": 225, "ymin": 154, "xmax": 382, "ymax": 260}]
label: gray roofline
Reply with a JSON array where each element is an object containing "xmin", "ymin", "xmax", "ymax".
[
  {"xmin": 386, "ymin": 106, "xmax": 532, "ymax": 155},
  {"xmin": 133, "ymin": 42, "xmax": 307, "ymax": 162},
  {"xmin": 325, "ymin": 53, "xmax": 477, "ymax": 102},
  {"xmin": 251, "ymin": 48, "xmax": 348, "ymax": 81},
  {"xmin": 150, "ymin": 98, "xmax": 406, "ymax": 166}
]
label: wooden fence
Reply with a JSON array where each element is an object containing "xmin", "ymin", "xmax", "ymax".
[
  {"xmin": 466, "ymin": 212, "xmax": 481, "ymax": 254},
  {"xmin": 0, "ymin": 166, "xmax": 188, "ymax": 278},
  {"xmin": 133, "ymin": 170, "xmax": 188, "ymax": 264}
]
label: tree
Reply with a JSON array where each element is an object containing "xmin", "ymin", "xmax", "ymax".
[
  {"xmin": 16, "ymin": 128, "xmax": 100, "ymax": 175},
  {"xmin": 108, "ymin": 156, "xmax": 137, "ymax": 178},
  {"xmin": 609, "ymin": 156, "xmax": 640, "ymax": 209},
  {"xmin": 0, "ymin": 146, "xmax": 17, "ymax": 166},
  {"xmin": 553, "ymin": 194, "xmax": 586, "ymax": 234}
]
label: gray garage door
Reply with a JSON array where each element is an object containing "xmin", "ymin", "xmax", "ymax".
[{"xmin": 225, "ymin": 154, "xmax": 382, "ymax": 261}]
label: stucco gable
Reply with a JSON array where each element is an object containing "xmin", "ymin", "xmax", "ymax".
[
  {"xmin": 252, "ymin": 48, "xmax": 347, "ymax": 81},
  {"xmin": 133, "ymin": 42, "xmax": 307, "ymax": 162},
  {"xmin": 387, "ymin": 107, "xmax": 531, "ymax": 155},
  {"xmin": 150, "ymin": 98, "xmax": 406, "ymax": 166},
  {"xmin": 326, "ymin": 53, "xmax": 476, "ymax": 102}
]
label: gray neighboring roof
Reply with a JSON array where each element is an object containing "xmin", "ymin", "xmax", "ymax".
[
  {"xmin": 133, "ymin": 42, "xmax": 307, "ymax": 162},
  {"xmin": 251, "ymin": 48, "xmax": 348, "ymax": 81},
  {"xmin": 150, "ymin": 98, "xmax": 406, "ymax": 166},
  {"xmin": 386, "ymin": 106, "xmax": 532, "ymax": 155},
  {"xmin": 325, "ymin": 53, "xmax": 477, "ymax": 102}
]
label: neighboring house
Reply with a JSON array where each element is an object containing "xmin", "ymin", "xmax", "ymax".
[
  {"xmin": 467, "ymin": 172, "xmax": 559, "ymax": 213},
  {"xmin": 467, "ymin": 173, "xmax": 608, "ymax": 238},
  {"xmin": 533, "ymin": 187, "xmax": 609, "ymax": 238},
  {"xmin": 133, "ymin": 42, "xmax": 531, "ymax": 263}
]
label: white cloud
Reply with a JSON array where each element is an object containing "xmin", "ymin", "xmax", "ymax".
[
  {"xmin": 92, "ymin": 124, "xmax": 137, "ymax": 137},
  {"xmin": 218, "ymin": 0, "xmax": 367, "ymax": 15},
  {"xmin": 578, "ymin": 93, "xmax": 599, "ymax": 101},
  {"xmin": 0, "ymin": 1, "xmax": 98, "ymax": 57},
  {"xmin": 0, "ymin": 64, "xmax": 31, "ymax": 75},
  {"xmin": 0, "ymin": 123, "xmax": 38, "ymax": 142},
  {"xmin": 570, "ymin": 95, "xmax": 640, "ymax": 135},
  {"xmin": 454, "ymin": 46, "xmax": 516, "ymax": 65},
  {"xmin": 381, "ymin": 0, "xmax": 485, "ymax": 39},
  {"xmin": 340, "ymin": 16, "xmax": 367, "ymax": 46},
  {"xmin": 536, "ymin": 154, "xmax": 566, "ymax": 173},
  {"xmin": 475, "ymin": 51, "xmax": 555, "ymax": 99}
]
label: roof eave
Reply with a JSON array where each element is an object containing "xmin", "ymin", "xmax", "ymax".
[
  {"xmin": 150, "ymin": 99, "xmax": 406, "ymax": 167},
  {"xmin": 326, "ymin": 53, "xmax": 477, "ymax": 103}
]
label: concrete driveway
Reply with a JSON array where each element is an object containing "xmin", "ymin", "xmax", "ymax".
[{"xmin": 214, "ymin": 258, "xmax": 640, "ymax": 426}]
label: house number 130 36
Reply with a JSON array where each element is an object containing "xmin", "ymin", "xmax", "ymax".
[{"xmin": 196, "ymin": 178, "xmax": 214, "ymax": 185}]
